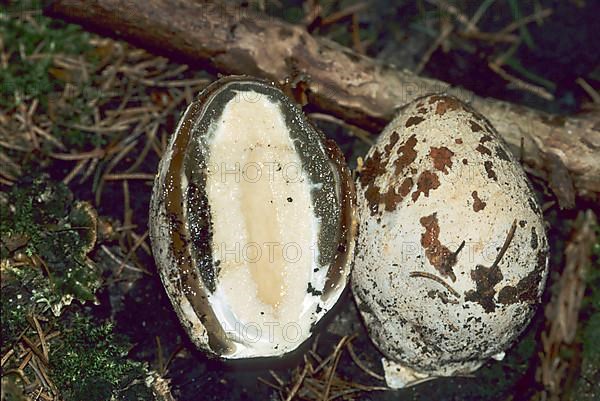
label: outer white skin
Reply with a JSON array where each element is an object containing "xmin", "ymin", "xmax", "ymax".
[
  {"xmin": 150, "ymin": 101, "xmax": 212, "ymax": 352},
  {"xmin": 352, "ymin": 95, "xmax": 548, "ymax": 387}
]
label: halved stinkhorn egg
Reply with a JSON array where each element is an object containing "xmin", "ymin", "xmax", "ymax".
[
  {"xmin": 149, "ymin": 76, "xmax": 356, "ymax": 358},
  {"xmin": 352, "ymin": 94, "xmax": 549, "ymax": 388}
]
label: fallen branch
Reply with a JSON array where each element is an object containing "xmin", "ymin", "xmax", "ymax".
[{"xmin": 45, "ymin": 0, "xmax": 600, "ymax": 203}]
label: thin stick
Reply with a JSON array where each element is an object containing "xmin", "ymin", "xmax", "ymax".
[
  {"xmin": 115, "ymin": 230, "xmax": 149, "ymax": 277},
  {"xmin": 576, "ymin": 78, "xmax": 600, "ymax": 103},
  {"xmin": 409, "ymin": 271, "xmax": 460, "ymax": 299},
  {"xmin": 103, "ymin": 173, "xmax": 155, "ymax": 180},
  {"xmin": 427, "ymin": 0, "xmax": 477, "ymax": 31},
  {"xmin": 162, "ymin": 344, "xmax": 184, "ymax": 377},
  {"xmin": 489, "ymin": 62, "xmax": 554, "ymax": 101},
  {"xmin": 31, "ymin": 315, "xmax": 48, "ymax": 361},
  {"xmin": 308, "ymin": 113, "xmax": 374, "ymax": 145},
  {"xmin": 415, "ymin": 18, "xmax": 454, "ymax": 74},
  {"xmin": 285, "ymin": 364, "xmax": 309, "ymax": 401},
  {"xmin": 269, "ymin": 370, "xmax": 285, "ymax": 387},
  {"xmin": 320, "ymin": 2, "xmax": 368, "ymax": 27},
  {"xmin": 100, "ymin": 245, "xmax": 142, "ymax": 273},
  {"xmin": 321, "ymin": 336, "xmax": 349, "ymax": 401},
  {"xmin": 346, "ymin": 341, "xmax": 384, "ymax": 381},
  {"xmin": 257, "ymin": 377, "xmax": 281, "ymax": 391},
  {"xmin": 49, "ymin": 149, "xmax": 105, "ymax": 160},
  {"xmin": 489, "ymin": 219, "xmax": 517, "ymax": 270},
  {"xmin": 62, "ymin": 159, "xmax": 88, "ymax": 184},
  {"xmin": 20, "ymin": 336, "xmax": 49, "ymax": 366},
  {"xmin": 499, "ymin": 8, "xmax": 552, "ymax": 35},
  {"xmin": 351, "ymin": 13, "xmax": 364, "ymax": 54},
  {"xmin": 156, "ymin": 336, "xmax": 164, "ymax": 374}
]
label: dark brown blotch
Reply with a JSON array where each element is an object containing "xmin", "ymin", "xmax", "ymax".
[
  {"xmin": 394, "ymin": 135, "xmax": 418, "ymax": 175},
  {"xmin": 530, "ymin": 227, "xmax": 538, "ymax": 250},
  {"xmin": 484, "ymin": 161, "xmax": 498, "ymax": 181},
  {"xmin": 428, "ymin": 95, "xmax": 462, "ymax": 116},
  {"xmin": 498, "ymin": 250, "xmax": 545, "ymax": 306},
  {"xmin": 495, "ymin": 146, "xmax": 511, "ymax": 161},
  {"xmin": 476, "ymin": 135, "xmax": 493, "ymax": 156},
  {"xmin": 406, "ymin": 116, "xmax": 425, "ymax": 128},
  {"xmin": 419, "ymin": 213, "xmax": 458, "ymax": 281},
  {"xmin": 464, "ymin": 263, "xmax": 503, "ymax": 313},
  {"xmin": 364, "ymin": 185, "xmax": 381, "ymax": 216},
  {"xmin": 399, "ymin": 177, "xmax": 414, "ymax": 197},
  {"xmin": 528, "ymin": 198, "xmax": 541, "ymax": 214},
  {"xmin": 382, "ymin": 187, "xmax": 403, "ymax": 212},
  {"xmin": 472, "ymin": 191, "xmax": 486, "ymax": 212},
  {"xmin": 384, "ymin": 131, "xmax": 400, "ymax": 156},
  {"xmin": 469, "ymin": 120, "xmax": 483, "ymax": 132},
  {"xmin": 412, "ymin": 171, "xmax": 440, "ymax": 201},
  {"xmin": 429, "ymin": 146, "xmax": 454, "ymax": 174},
  {"xmin": 359, "ymin": 149, "xmax": 386, "ymax": 187},
  {"xmin": 476, "ymin": 144, "xmax": 492, "ymax": 156}
]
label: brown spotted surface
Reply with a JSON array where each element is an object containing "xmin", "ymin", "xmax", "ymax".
[{"xmin": 352, "ymin": 94, "xmax": 549, "ymax": 381}]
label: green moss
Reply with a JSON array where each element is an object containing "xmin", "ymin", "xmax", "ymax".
[
  {"xmin": 0, "ymin": 1, "xmax": 93, "ymax": 109},
  {"xmin": 0, "ymin": 271, "xmax": 30, "ymax": 352},
  {"xmin": 0, "ymin": 376, "xmax": 28, "ymax": 401},
  {"xmin": 50, "ymin": 315, "xmax": 154, "ymax": 401},
  {"xmin": 0, "ymin": 175, "xmax": 100, "ymax": 314}
]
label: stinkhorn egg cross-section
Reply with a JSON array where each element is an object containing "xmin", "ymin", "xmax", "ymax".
[{"xmin": 149, "ymin": 76, "xmax": 356, "ymax": 358}]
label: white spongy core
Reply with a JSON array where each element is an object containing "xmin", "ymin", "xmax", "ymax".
[{"xmin": 204, "ymin": 90, "xmax": 321, "ymax": 357}]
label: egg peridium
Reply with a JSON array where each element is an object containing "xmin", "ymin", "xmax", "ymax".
[
  {"xmin": 352, "ymin": 94, "xmax": 549, "ymax": 387},
  {"xmin": 149, "ymin": 76, "xmax": 356, "ymax": 358}
]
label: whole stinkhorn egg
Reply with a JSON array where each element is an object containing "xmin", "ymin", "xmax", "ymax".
[
  {"xmin": 150, "ymin": 76, "xmax": 356, "ymax": 359},
  {"xmin": 352, "ymin": 94, "xmax": 548, "ymax": 387}
]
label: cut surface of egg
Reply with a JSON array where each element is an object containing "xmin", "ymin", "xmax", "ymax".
[
  {"xmin": 150, "ymin": 76, "xmax": 356, "ymax": 358},
  {"xmin": 352, "ymin": 94, "xmax": 549, "ymax": 387}
]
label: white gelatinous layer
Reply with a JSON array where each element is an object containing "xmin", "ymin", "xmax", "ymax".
[{"xmin": 203, "ymin": 90, "xmax": 321, "ymax": 357}]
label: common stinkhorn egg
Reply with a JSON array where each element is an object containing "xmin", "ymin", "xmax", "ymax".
[
  {"xmin": 150, "ymin": 76, "xmax": 356, "ymax": 358},
  {"xmin": 352, "ymin": 94, "xmax": 549, "ymax": 387}
]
